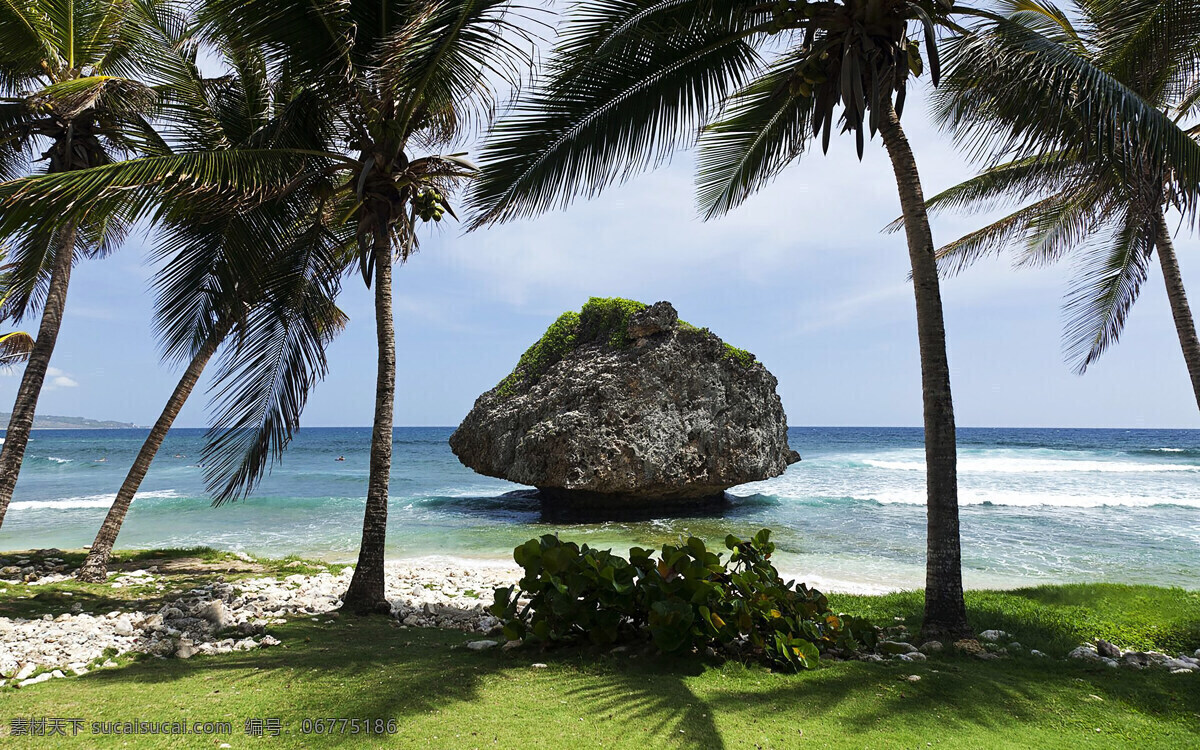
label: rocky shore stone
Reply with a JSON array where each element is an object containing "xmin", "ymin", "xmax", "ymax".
[
  {"xmin": 450, "ymin": 299, "xmax": 800, "ymax": 510},
  {"xmin": 0, "ymin": 558, "xmax": 520, "ymax": 680},
  {"xmin": 879, "ymin": 640, "xmax": 918, "ymax": 655}
]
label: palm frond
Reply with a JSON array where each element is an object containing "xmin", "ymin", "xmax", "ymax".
[
  {"xmin": 0, "ymin": 330, "xmax": 34, "ymax": 365},
  {"xmin": 885, "ymin": 151, "xmax": 1085, "ymax": 233},
  {"xmin": 198, "ymin": 0, "xmax": 354, "ymax": 81},
  {"xmin": 934, "ymin": 14, "xmax": 1200, "ymax": 203},
  {"xmin": 465, "ymin": 0, "xmax": 763, "ymax": 227},
  {"xmin": 33, "ymin": 75, "xmax": 156, "ymax": 120},
  {"xmin": 1062, "ymin": 206, "xmax": 1156, "ymax": 372},
  {"xmin": 201, "ymin": 217, "xmax": 350, "ymax": 504},
  {"xmin": 379, "ymin": 0, "xmax": 535, "ymax": 145},
  {"xmin": 0, "ymin": 222, "xmax": 71, "ymax": 324},
  {"xmin": 0, "ymin": 148, "xmax": 344, "ymax": 237},
  {"xmin": 992, "ymin": 0, "xmax": 1089, "ymax": 53},
  {"xmin": 1091, "ymin": 0, "xmax": 1200, "ymax": 105},
  {"xmin": 696, "ymin": 55, "xmax": 817, "ymax": 218},
  {"xmin": 1015, "ymin": 182, "xmax": 1115, "ymax": 269},
  {"xmin": 0, "ymin": 0, "xmax": 56, "ymax": 82},
  {"xmin": 934, "ymin": 191, "xmax": 1073, "ymax": 276},
  {"xmin": 0, "ymin": 99, "xmax": 35, "ymax": 181}
]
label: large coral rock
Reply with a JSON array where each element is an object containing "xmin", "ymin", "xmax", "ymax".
[{"xmin": 450, "ymin": 299, "xmax": 799, "ymax": 510}]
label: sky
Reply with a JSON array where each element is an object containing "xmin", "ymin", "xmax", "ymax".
[{"xmin": 3, "ymin": 84, "xmax": 1197, "ymax": 430}]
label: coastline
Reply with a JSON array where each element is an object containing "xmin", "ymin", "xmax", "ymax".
[
  {"xmin": 138, "ymin": 550, "xmax": 1184, "ymax": 597},
  {"xmin": 5, "ymin": 545, "xmax": 1193, "ymax": 597}
]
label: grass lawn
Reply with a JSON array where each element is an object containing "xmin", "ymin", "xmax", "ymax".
[{"xmin": 1, "ymin": 550, "xmax": 1198, "ymax": 749}]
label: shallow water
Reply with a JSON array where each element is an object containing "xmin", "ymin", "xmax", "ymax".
[{"xmin": 1, "ymin": 426, "xmax": 1197, "ymax": 593}]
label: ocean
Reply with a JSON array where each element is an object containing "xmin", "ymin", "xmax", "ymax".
[{"xmin": 0, "ymin": 426, "xmax": 1197, "ymax": 593}]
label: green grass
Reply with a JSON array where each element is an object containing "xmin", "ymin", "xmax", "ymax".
[
  {"xmin": 831, "ymin": 585, "xmax": 1200, "ymax": 656},
  {"xmin": 2, "ymin": 552, "xmax": 1198, "ymax": 748}
]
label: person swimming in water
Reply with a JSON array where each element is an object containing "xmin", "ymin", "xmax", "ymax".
[{"xmin": 336, "ymin": 455, "xmax": 345, "ymax": 462}]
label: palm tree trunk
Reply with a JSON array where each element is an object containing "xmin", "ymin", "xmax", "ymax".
[
  {"xmin": 1153, "ymin": 210, "xmax": 1200, "ymax": 411},
  {"xmin": 0, "ymin": 224, "xmax": 77, "ymax": 530},
  {"xmin": 878, "ymin": 103, "xmax": 970, "ymax": 642},
  {"xmin": 76, "ymin": 322, "xmax": 229, "ymax": 582},
  {"xmin": 342, "ymin": 242, "xmax": 396, "ymax": 614}
]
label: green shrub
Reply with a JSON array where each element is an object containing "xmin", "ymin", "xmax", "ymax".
[{"xmin": 490, "ymin": 530, "xmax": 876, "ymax": 670}]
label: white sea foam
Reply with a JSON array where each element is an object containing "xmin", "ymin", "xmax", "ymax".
[
  {"xmin": 1151, "ymin": 448, "xmax": 1186, "ymax": 452},
  {"xmin": 10, "ymin": 489, "xmax": 183, "ymax": 510},
  {"xmin": 860, "ymin": 488, "xmax": 1198, "ymax": 508},
  {"xmin": 863, "ymin": 457, "xmax": 1198, "ymax": 473},
  {"xmin": 730, "ymin": 471, "xmax": 1200, "ymax": 508},
  {"xmin": 45, "ymin": 456, "xmax": 71, "ymax": 464}
]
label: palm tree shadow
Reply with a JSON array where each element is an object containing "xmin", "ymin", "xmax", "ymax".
[
  {"xmin": 560, "ymin": 655, "xmax": 725, "ymax": 748},
  {"xmin": 705, "ymin": 658, "xmax": 1200, "ymax": 739},
  {"xmin": 69, "ymin": 622, "xmax": 508, "ymax": 724}
]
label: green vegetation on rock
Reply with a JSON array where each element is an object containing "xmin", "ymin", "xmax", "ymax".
[
  {"xmin": 577, "ymin": 297, "xmax": 647, "ymax": 347},
  {"xmin": 722, "ymin": 343, "xmax": 756, "ymax": 367},
  {"xmin": 495, "ymin": 298, "xmax": 755, "ymax": 397},
  {"xmin": 496, "ymin": 311, "xmax": 582, "ymax": 397},
  {"xmin": 676, "ymin": 321, "xmax": 755, "ymax": 367}
]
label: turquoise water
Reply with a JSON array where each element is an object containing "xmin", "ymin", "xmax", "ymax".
[{"xmin": 1, "ymin": 427, "xmax": 1197, "ymax": 592}]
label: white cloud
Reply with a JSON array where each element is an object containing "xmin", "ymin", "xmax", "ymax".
[{"xmin": 43, "ymin": 367, "xmax": 79, "ymax": 390}]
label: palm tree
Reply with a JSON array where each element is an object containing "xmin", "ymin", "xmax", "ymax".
[
  {"xmin": 75, "ymin": 42, "xmax": 349, "ymax": 583},
  {"xmin": 175, "ymin": 0, "xmax": 533, "ymax": 612},
  {"xmin": 913, "ymin": 0, "xmax": 1200, "ymax": 406},
  {"xmin": 466, "ymin": 0, "xmax": 979, "ymax": 638},
  {"xmin": 0, "ymin": 0, "xmax": 527, "ymax": 611},
  {"xmin": 0, "ymin": 0, "xmax": 168, "ymax": 529}
]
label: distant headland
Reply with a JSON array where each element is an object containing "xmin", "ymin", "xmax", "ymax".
[{"xmin": 0, "ymin": 413, "xmax": 138, "ymax": 430}]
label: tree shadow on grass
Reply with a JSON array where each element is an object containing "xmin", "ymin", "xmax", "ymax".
[
  {"xmin": 67, "ymin": 621, "xmax": 507, "ymax": 724},
  {"xmin": 703, "ymin": 657, "xmax": 1200, "ymax": 743},
  {"xmin": 56, "ymin": 624, "xmax": 733, "ymax": 747},
  {"xmin": 557, "ymin": 654, "xmax": 725, "ymax": 748},
  {"xmin": 15, "ymin": 621, "xmax": 1200, "ymax": 747}
]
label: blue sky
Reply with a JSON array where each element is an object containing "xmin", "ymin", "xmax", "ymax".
[{"xmin": 3, "ymin": 83, "xmax": 1196, "ymax": 429}]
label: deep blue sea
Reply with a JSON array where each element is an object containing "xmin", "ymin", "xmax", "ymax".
[{"xmin": 0, "ymin": 426, "xmax": 1197, "ymax": 592}]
